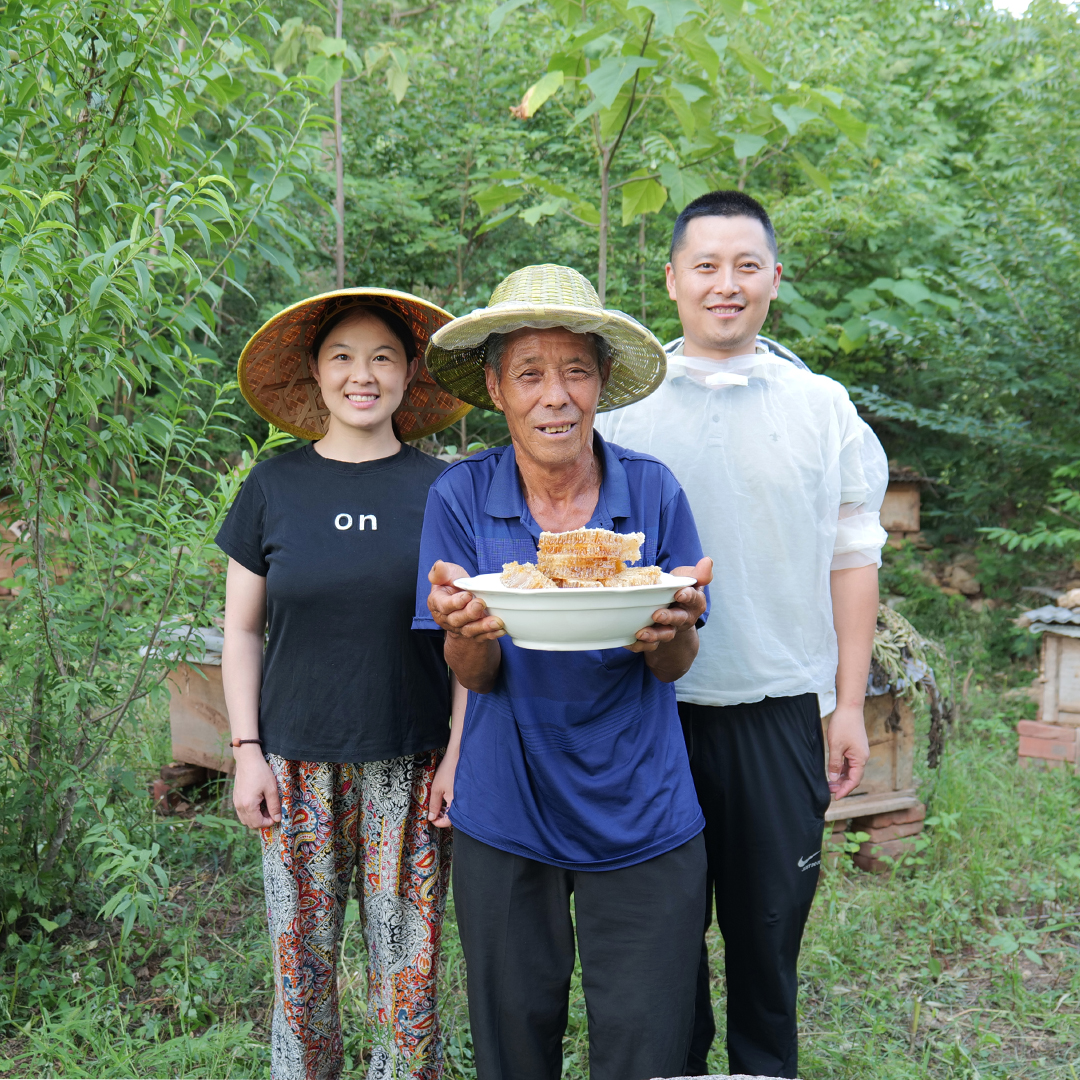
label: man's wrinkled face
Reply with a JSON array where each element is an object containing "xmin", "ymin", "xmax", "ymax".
[
  {"xmin": 666, "ymin": 215, "xmax": 782, "ymax": 358},
  {"xmin": 485, "ymin": 328, "xmax": 604, "ymax": 469}
]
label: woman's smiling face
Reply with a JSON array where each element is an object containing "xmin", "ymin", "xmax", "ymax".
[{"xmin": 311, "ymin": 312, "xmax": 418, "ymax": 436}]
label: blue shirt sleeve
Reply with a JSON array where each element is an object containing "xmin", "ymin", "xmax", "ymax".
[
  {"xmin": 656, "ymin": 477, "xmax": 710, "ymax": 626},
  {"xmin": 412, "ymin": 473, "xmax": 480, "ymax": 630}
]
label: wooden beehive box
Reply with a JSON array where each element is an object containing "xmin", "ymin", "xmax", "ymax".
[
  {"xmin": 822, "ymin": 691, "xmax": 919, "ymax": 823},
  {"xmin": 880, "ymin": 464, "xmax": 931, "ymax": 541},
  {"xmin": 1018, "ymin": 629, "xmax": 1080, "ymax": 773},
  {"xmin": 166, "ymin": 660, "xmax": 234, "ymax": 775},
  {"xmin": 1038, "ymin": 632, "xmax": 1080, "ymax": 727}
]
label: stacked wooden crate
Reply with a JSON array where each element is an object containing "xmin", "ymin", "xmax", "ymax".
[
  {"xmin": 1016, "ymin": 597, "xmax": 1080, "ymax": 772},
  {"xmin": 822, "ymin": 692, "xmax": 928, "ymax": 873}
]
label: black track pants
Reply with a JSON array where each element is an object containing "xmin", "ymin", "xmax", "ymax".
[
  {"xmin": 679, "ymin": 694, "xmax": 832, "ymax": 1079},
  {"xmin": 452, "ymin": 829, "xmax": 707, "ymax": 1080}
]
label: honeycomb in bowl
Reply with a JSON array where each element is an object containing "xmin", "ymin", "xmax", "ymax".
[{"xmin": 502, "ymin": 528, "xmax": 661, "ymax": 589}]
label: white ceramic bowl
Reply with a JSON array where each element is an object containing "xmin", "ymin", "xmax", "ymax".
[{"xmin": 454, "ymin": 572, "xmax": 698, "ymax": 651}]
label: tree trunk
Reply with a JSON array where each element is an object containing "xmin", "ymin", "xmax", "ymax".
[
  {"xmin": 639, "ymin": 214, "xmax": 647, "ymax": 322},
  {"xmin": 334, "ymin": 0, "xmax": 345, "ymax": 289},
  {"xmin": 598, "ymin": 149, "xmax": 610, "ymax": 305}
]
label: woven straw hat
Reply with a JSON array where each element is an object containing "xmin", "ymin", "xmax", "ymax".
[
  {"xmin": 425, "ymin": 264, "xmax": 667, "ymax": 411},
  {"xmin": 238, "ymin": 288, "xmax": 471, "ymax": 442}
]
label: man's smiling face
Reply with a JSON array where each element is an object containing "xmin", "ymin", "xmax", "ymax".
[
  {"xmin": 666, "ymin": 214, "xmax": 782, "ymax": 360},
  {"xmin": 484, "ymin": 327, "xmax": 605, "ymax": 470}
]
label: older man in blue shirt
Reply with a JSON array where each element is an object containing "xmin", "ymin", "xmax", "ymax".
[{"xmin": 413, "ymin": 264, "xmax": 713, "ymax": 1080}]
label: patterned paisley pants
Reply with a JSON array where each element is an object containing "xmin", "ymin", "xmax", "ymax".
[{"xmin": 261, "ymin": 751, "xmax": 451, "ymax": 1080}]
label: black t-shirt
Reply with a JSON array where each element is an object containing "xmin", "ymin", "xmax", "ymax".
[{"xmin": 215, "ymin": 443, "xmax": 449, "ymax": 763}]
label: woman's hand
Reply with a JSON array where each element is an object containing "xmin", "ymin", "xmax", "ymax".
[
  {"xmin": 428, "ymin": 750, "xmax": 457, "ymax": 829},
  {"xmin": 233, "ymin": 747, "xmax": 282, "ymax": 829}
]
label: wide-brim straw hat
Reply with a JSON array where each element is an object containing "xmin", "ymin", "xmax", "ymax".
[
  {"xmin": 425, "ymin": 264, "xmax": 666, "ymax": 412},
  {"xmin": 238, "ymin": 288, "xmax": 471, "ymax": 442}
]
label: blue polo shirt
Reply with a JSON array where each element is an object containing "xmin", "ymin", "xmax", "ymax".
[{"xmin": 413, "ymin": 433, "xmax": 707, "ymax": 870}]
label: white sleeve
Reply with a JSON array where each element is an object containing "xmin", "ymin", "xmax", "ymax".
[{"xmin": 832, "ymin": 399, "xmax": 889, "ymax": 571}]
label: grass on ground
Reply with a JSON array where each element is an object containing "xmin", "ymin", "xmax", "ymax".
[{"xmin": 1, "ymin": 679, "xmax": 1078, "ymax": 1079}]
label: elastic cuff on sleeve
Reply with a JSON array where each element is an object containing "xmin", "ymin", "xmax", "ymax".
[{"xmin": 831, "ymin": 549, "xmax": 882, "ymax": 571}]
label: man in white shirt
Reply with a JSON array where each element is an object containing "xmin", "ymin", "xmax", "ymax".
[{"xmin": 595, "ymin": 190, "xmax": 887, "ymax": 1079}]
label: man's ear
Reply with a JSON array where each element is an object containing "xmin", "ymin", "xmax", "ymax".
[
  {"xmin": 771, "ymin": 261, "xmax": 782, "ymax": 301},
  {"xmin": 484, "ymin": 364, "xmax": 504, "ymax": 412},
  {"xmin": 665, "ymin": 262, "xmax": 678, "ymax": 303}
]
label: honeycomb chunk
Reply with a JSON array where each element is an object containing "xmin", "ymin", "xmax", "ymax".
[
  {"xmin": 537, "ymin": 553, "xmax": 623, "ymax": 581},
  {"xmin": 500, "ymin": 561, "xmax": 558, "ymax": 589},
  {"xmin": 538, "ymin": 527, "xmax": 644, "ymax": 563},
  {"xmin": 602, "ymin": 566, "xmax": 664, "ymax": 588}
]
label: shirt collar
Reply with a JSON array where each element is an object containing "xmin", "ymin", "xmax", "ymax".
[{"xmin": 483, "ymin": 431, "xmax": 630, "ymax": 527}]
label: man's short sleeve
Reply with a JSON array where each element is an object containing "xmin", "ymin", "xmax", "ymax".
[
  {"xmin": 216, "ymin": 472, "xmax": 269, "ymax": 576},
  {"xmin": 413, "ymin": 476, "xmax": 479, "ymax": 630},
  {"xmin": 833, "ymin": 394, "xmax": 889, "ymax": 570},
  {"xmin": 656, "ymin": 476, "xmax": 710, "ymax": 625}
]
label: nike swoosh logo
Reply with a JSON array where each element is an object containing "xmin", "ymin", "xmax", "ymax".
[{"xmin": 798, "ymin": 851, "xmax": 821, "ymax": 868}]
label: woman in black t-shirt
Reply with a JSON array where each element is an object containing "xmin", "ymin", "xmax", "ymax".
[{"xmin": 217, "ymin": 289, "xmax": 469, "ymax": 1080}]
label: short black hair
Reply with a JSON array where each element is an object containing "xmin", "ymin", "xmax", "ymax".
[{"xmin": 669, "ymin": 190, "xmax": 777, "ymax": 262}]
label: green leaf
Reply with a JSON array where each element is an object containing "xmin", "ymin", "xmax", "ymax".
[
  {"xmin": 521, "ymin": 198, "xmax": 567, "ymax": 225},
  {"xmin": 317, "ymin": 36, "xmax": 346, "ymax": 57},
  {"xmin": 621, "ymin": 172, "xmax": 667, "ymax": 226},
  {"xmin": 891, "ymin": 279, "xmax": 932, "ymax": 306},
  {"xmin": 732, "ymin": 133, "xmax": 767, "ymax": 160},
  {"xmin": 675, "ymin": 22, "xmax": 720, "ymax": 78},
  {"xmin": 475, "ymin": 207, "xmax": 520, "ymax": 236},
  {"xmin": 826, "ymin": 105, "xmax": 869, "ymax": 147},
  {"xmin": 88, "ymin": 274, "xmax": 109, "ymax": 312},
  {"xmin": 730, "ymin": 42, "xmax": 773, "ymax": 89},
  {"xmin": 582, "ymin": 56, "xmax": 657, "ymax": 109},
  {"xmin": 550, "ymin": 0, "xmax": 584, "ymax": 27},
  {"xmin": 792, "ymin": 150, "xmax": 832, "ymax": 196},
  {"xmin": 520, "ymin": 70, "xmax": 564, "ymax": 117},
  {"xmin": 628, "ymin": 0, "xmax": 704, "ymax": 36},
  {"xmin": 472, "ymin": 184, "xmax": 523, "ymax": 216},
  {"xmin": 306, "ymin": 54, "xmax": 344, "ymax": 94},
  {"xmin": 386, "ymin": 60, "xmax": 410, "ymax": 103},
  {"xmin": 663, "ymin": 87, "xmax": 697, "ymax": 137},
  {"xmin": 771, "ymin": 102, "xmax": 817, "ymax": 135},
  {"xmin": 719, "ymin": 0, "xmax": 743, "ymax": 18},
  {"xmin": 572, "ymin": 201, "xmax": 601, "ymax": 226},
  {"xmin": 488, "ymin": 0, "xmax": 532, "ymax": 36},
  {"xmin": 659, "ymin": 163, "xmax": 710, "ymax": 211}
]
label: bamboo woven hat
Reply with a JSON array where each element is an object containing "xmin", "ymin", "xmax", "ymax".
[
  {"xmin": 424, "ymin": 264, "xmax": 667, "ymax": 412},
  {"xmin": 237, "ymin": 288, "xmax": 471, "ymax": 442}
]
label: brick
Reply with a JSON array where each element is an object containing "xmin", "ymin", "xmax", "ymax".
[
  {"xmin": 831, "ymin": 818, "xmax": 851, "ymax": 833},
  {"xmin": 854, "ymin": 802, "xmax": 926, "ymax": 830},
  {"xmin": 853, "ymin": 852, "xmax": 893, "ymax": 873},
  {"xmin": 1018, "ymin": 735, "xmax": 1076, "ymax": 762},
  {"xmin": 1019, "ymin": 756, "xmax": 1068, "ymax": 771},
  {"xmin": 862, "ymin": 820, "xmax": 924, "ymax": 843},
  {"xmin": 1018, "ymin": 720, "xmax": 1076, "ymax": 740},
  {"xmin": 859, "ymin": 836, "xmax": 920, "ymax": 859}
]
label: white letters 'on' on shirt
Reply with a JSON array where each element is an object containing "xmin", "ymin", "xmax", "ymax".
[{"xmin": 594, "ymin": 340, "xmax": 888, "ymax": 711}]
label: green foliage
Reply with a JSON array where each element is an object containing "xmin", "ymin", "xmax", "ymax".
[{"xmin": 0, "ymin": 0, "xmax": 319, "ymax": 926}]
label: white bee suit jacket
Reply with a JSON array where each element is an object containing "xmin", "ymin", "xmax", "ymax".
[{"xmin": 594, "ymin": 339, "xmax": 889, "ymax": 712}]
